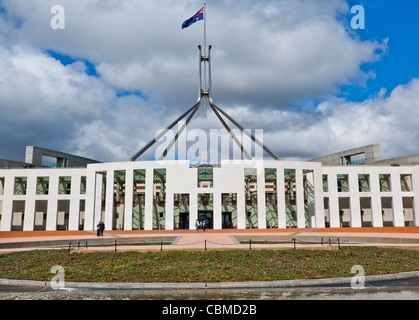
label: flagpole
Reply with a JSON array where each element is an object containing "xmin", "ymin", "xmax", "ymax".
[
  {"xmin": 204, "ymin": 3, "xmax": 207, "ymax": 57},
  {"xmin": 203, "ymin": 2, "xmax": 207, "ymax": 118}
]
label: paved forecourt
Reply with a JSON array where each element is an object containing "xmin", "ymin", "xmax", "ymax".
[{"xmin": 0, "ymin": 227, "xmax": 418, "ymax": 252}]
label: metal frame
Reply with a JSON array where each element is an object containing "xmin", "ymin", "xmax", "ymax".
[{"xmin": 129, "ymin": 45, "xmax": 281, "ymax": 162}]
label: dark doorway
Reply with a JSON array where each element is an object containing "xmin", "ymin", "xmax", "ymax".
[
  {"xmin": 179, "ymin": 212, "xmax": 189, "ymax": 230},
  {"xmin": 222, "ymin": 212, "xmax": 233, "ymax": 229}
]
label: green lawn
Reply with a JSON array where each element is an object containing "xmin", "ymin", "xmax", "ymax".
[{"xmin": 0, "ymin": 247, "xmax": 418, "ymax": 283}]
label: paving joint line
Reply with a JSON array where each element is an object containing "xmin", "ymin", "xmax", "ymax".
[{"xmin": 289, "ymin": 228, "xmax": 323, "ymax": 236}]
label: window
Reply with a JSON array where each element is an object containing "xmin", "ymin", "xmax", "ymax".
[
  {"xmin": 379, "ymin": 174, "xmax": 391, "ymax": 192},
  {"xmin": 245, "ymin": 168, "xmax": 258, "ymax": 206},
  {"xmin": 337, "ymin": 175, "xmax": 349, "ymax": 192},
  {"xmin": 59, "ymin": 177, "xmax": 71, "ymax": 195},
  {"xmin": 80, "ymin": 176, "xmax": 87, "ymax": 194},
  {"xmin": 0, "ymin": 177, "xmax": 4, "ymax": 195},
  {"xmin": 153, "ymin": 169, "xmax": 166, "ymax": 230},
  {"xmin": 358, "ymin": 174, "xmax": 370, "ymax": 192},
  {"xmin": 14, "ymin": 177, "xmax": 27, "ymax": 195},
  {"xmin": 322, "ymin": 175, "xmax": 328, "ymax": 192},
  {"xmin": 37, "ymin": 177, "xmax": 49, "ymax": 195},
  {"xmin": 400, "ymin": 174, "xmax": 412, "ymax": 192},
  {"xmin": 197, "ymin": 165, "xmax": 214, "ymax": 188}
]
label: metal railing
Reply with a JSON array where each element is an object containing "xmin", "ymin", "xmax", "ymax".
[
  {"xmin": 64, "ymin": 237, "xmax": 346, "ymax": 253},
  {"xmin": 41, "ymin": 161, "xmax": 63, "ymax": 168},
  {"xmin": 68, "ymin": 241, "xmax": 89, "ymax": 252},
  {"xmin": 347, "ymin": 159, "xmax": 366, "ymax": 166},
  {"xmin": 1, "ymin": 237, "xmax": 381, "ymax": 253},
  {"xmin": 240, "ymin": 237, "xmax": 344, "ymax": 250},
  {"xmin": 67, "ymin": 239, "xmax": 174, "ymax": 252}
]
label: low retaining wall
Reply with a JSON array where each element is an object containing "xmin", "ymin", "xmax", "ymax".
[{"xmin": 1, "ymin": 271, "xmax": 418, "ymax": 290}]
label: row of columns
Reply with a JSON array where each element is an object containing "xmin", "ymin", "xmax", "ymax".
[
  {"xmin": 83, "ymin": 167, "xmax": 326, "ymax": 231},
  {"xmin": 1, "ymin": 165, "xmax": 417, "ymax": 231},
  {"xmin": 325, "ymin": 170, "xmax": 417, "ymax": 227},
  {"xmin": 0, "ymin": 172, "xmax": 85, "ymax": 231}
]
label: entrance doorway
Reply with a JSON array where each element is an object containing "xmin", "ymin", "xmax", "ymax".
[
  {"xmin": 179, "ymin": 212, "xmax": 189, "ymax": 230},
  {"xmin": 198, "ymin": 211, "xmax": 213, "ymax": 229},
  {"xmin": 222, "ymin": 212, "xmax": 233, "ymax": 229}
]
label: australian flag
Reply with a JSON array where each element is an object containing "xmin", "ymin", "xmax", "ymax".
[{"xmin": 182, "ymin": 7, "xmax": 204, "ymax": 29}]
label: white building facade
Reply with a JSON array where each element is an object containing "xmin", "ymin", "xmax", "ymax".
[{"xmin": 0, "ymin": 160, "xmax": 418, "ymax": 231}]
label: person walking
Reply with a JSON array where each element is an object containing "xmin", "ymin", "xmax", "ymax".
[
  {"xmin": 202, "ymin": 220, "xmax": 206, "ymax": 232},
  {"xmin": 96, "ymin": 221, "xmax": 101, "ymax": 237},
  {"xmin": 195, "ymin": 219, "xmax": 199, "ymax": 232},
  {"xmin": 100, "ymin": 221, "xmax": 105, "ymax": 236}
]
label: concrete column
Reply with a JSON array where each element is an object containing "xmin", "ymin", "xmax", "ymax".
[
  {"xmin": 104, "ymin": 170, "xmax": 114, "ymax": 230},
  {"xmin": 305, "ymin": 171, "xmax": 316, "ymax": 228},
  {"xmin": 295, "ymin": 168, "xmax": 305, "ymax": 228},
  {"xmin": 93, "ymin": 173, "xmax": 104, "ymax": 227},
  {"xmin": 370, "ymin": 173, "xmax": 383, "ymax": 227},
  {"xmin": 144, "ymin": 168, "xmax": 154, "ymax": 230},
  {"xmin": 349, "ymin": 172, "xmax": 362, "ymax": 227},
  {"xmin": 68, "ymin": 175, "xmax": 81, "ymax": 231},
  {"xmin": 23, "ymin": 175, "xmax": 37, "ymax": 231},
  {"xmin": 189, "ymin": 193, "xmax": 198, "ymax": 230},
  {"xmin": 327, "ymin": 172, "xmax": 340, "ymax": 228},
  {"xmin": 277, "ymin": 168, "xmax": 287, "ymax": 229},
  {"xmin": 313, "ymin": 169, "xmax": 325, "ymax": 228},
  {"xmin": 391, "ymin": 172, "xmax": 405, "ymax": 227},
  {"xmin": 213, "ymin": 192, "xmax": 222, "ymax": 230},
  {"xmin": 124, "ymin": 168, "xmax": 134, "ymax": 231},
  {"xmin": 68, "ymin": 197, "xmax": 80, "ymax": 231},
  {"xmin": 0, "ymin": 175, "xmax": 14, "ymax": 231},
  {"xmin": 84, "ymin": 169, "xmax": 97, "ymax": 231},
  {"xmin": 237, "ymin": 185, "xmax": 246, "ymax": 229},
  {"xmin": 46, "ymin": 175, "xmax": 59, "ymax": 231},
  {"xmin": 257, "ymin": 168, "xmax": 266, "ymax": 229},
  {"xmin": 165, "ymin": 192, "xmax": 174, "ymax": 230}
]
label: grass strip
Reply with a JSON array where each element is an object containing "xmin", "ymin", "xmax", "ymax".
[{"xmin": 0, "ymin": 247, "xmax": 417, "ymax": 283}]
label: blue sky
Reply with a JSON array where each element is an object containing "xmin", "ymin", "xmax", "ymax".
[
  {"xmin": 45, "ymin": 50, "xmax": 98, "ymax": 77},
  {"xmin": 341, "ymin": 0, "xmax": 419, "ymax": 101},
  {"xmin": 0, "ymin": 0, "xmax": 418, "ymax": 163}
]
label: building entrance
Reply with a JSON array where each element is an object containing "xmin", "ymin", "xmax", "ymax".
[
  {"xmin": 179, "ymin": 212, "xmax": 189, "ymax": 230},
  {"xmin": 198, "ymin": 211, "xmax": 213, "ymax": 229},
  {"xmin": 222, "ymin": 212, "xmax": 233, "ymax": 229}
]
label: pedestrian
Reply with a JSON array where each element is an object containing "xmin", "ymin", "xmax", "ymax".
[
  {"xmin": 100, "ymin": 221, "xmax": 105, "ymax": 236},
  {"xmin": 195, "ymin": 219, "xmax": 199, "ymax": 232},
  {"xmin": 202, "ymin": 220, "xmax": 206, "ymax": 232},
  {"xmin": 96, "ymin": 221, "xmax": 101, "ymax": 237}
]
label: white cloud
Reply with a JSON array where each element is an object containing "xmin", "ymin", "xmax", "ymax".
[
  {"xmin": 0, "ymin": 0, "xmax": 412, "ymax": 164},
  {"xmin": 252, "ymin": 79, "xmax": 419, "ymax": 161},
  {"xmin": 0, "ymin": 44, "xmax": 117, "ymax": 160},
  {"xmin": 1, "ymin": 0, "xmax": 385, "ymax": 106}
]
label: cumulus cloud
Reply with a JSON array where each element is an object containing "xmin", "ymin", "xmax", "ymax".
[
  {"xmin": 71, "ymin": 78, "xmax": 419, "ymax": 162},
  {"xmin": 0, "ymin": 44, "xmax": 116, "ymax": 160},
  {"xmin": 1, "ymin": 0, "xmax": 385, "ymax": 105},
  {"xmin": 0, "ymin": 0, "xmax": 411, "ymax": 164},
  {"xmin": 246, "ymin": 79, "xmax": 419, "ymax": 161}
]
